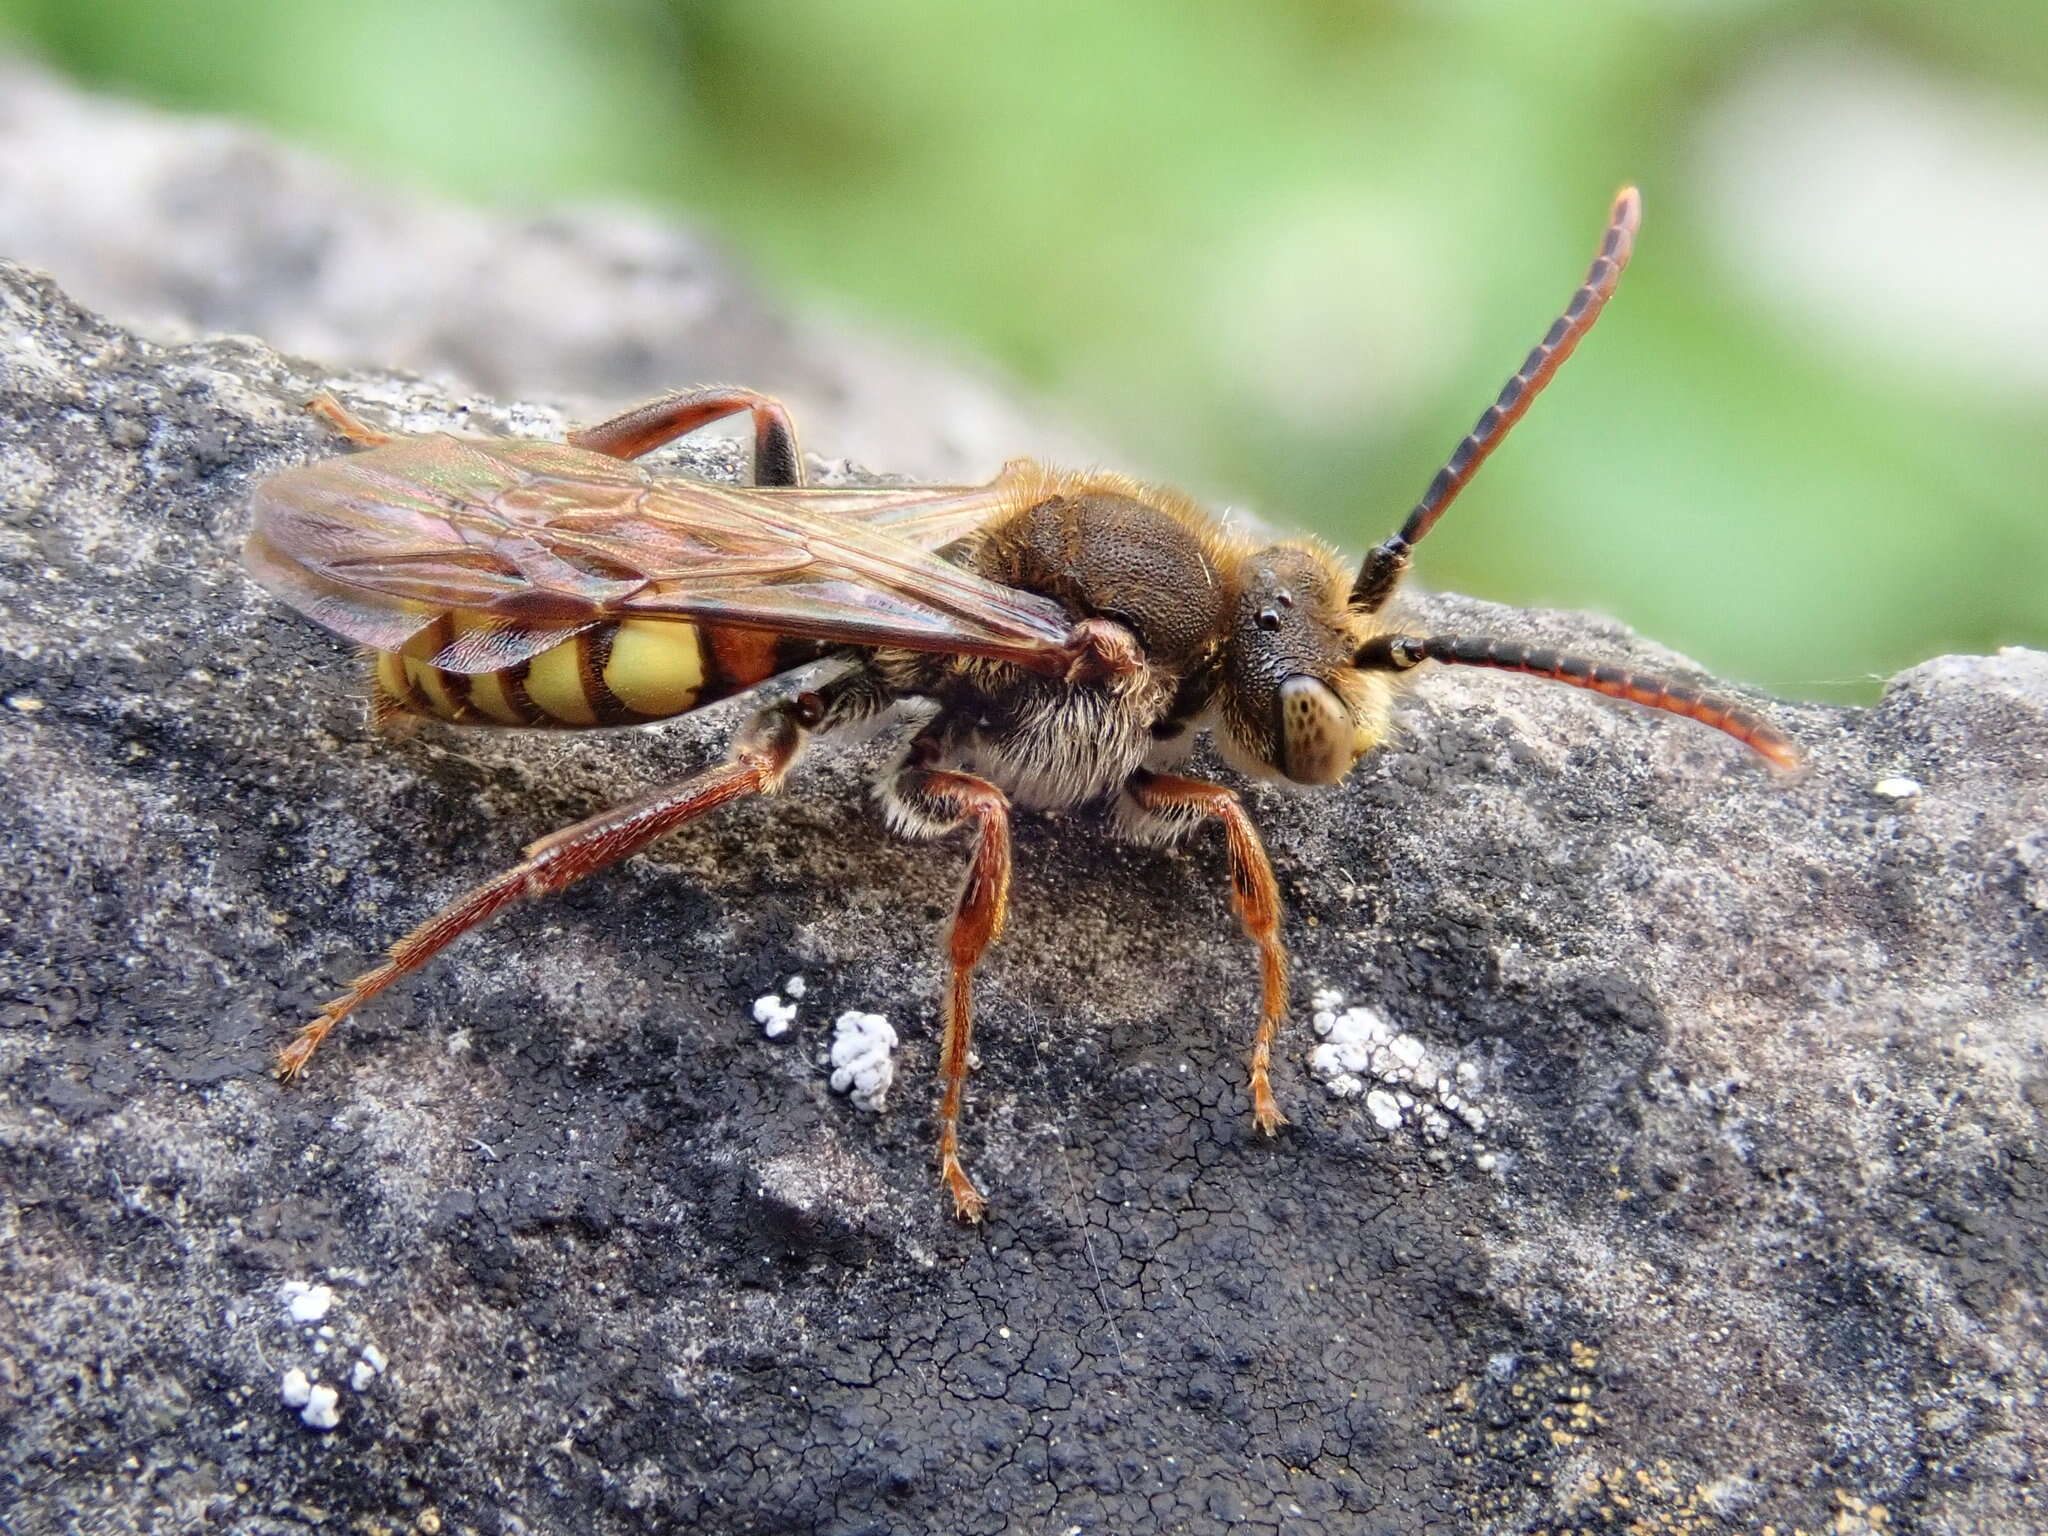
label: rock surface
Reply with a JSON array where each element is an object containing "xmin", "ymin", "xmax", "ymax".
[{"xmin": 1, "ymin": 75, "xmax": 2044, "ymax": 1536}]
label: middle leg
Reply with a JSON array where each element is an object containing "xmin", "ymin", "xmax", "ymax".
[
  {"xmin": 880, "ymin": 735, "xmax": 1014, "ymax": 1222},
  {"xmin": 1122, "ymin": 769, "xmax": 1292, "ymax": 1134}
]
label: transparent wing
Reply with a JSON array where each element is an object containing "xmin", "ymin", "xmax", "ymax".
[{"xmin": 247, "ymin": 436, "xmax": 1068, "ymax": 674}]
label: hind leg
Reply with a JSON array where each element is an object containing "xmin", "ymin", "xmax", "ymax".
[
  {"xmin": 277, "ymin": 663, "xmax": 893, "ymax": 1079},
  {"xmin": 569, "ymin": 387, "xmax": 803, "ymax": 486}
]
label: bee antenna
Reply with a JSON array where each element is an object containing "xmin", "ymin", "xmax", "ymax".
[
  {"xmin": 1352, "ymin": 187, "xmax": 1642, "ymax": 613},
  {"xmin": 1354, "ymin": 631, "xmax": 1801, "ymax": 771}
]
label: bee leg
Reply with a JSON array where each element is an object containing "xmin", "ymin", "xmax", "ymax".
[
  {"xmin": 879, "ymin": 736, "xmax": 1013, "ymax": 1223},
  {"xmin": 306, "ymin": 393, "xmax": 395, "ymax": 447},
  {"xmin": 275, "ymin": 690, "xmax": 825, "ymax": 1081},
  {"xmin": 568, "ymin": 387, "xmax": 803, "ymax": 487},
  {"xmin": 1122, "ymin": 770, "xmax": 1291, "ymax": 1135}
]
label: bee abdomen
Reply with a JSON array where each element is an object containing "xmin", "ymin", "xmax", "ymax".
[{"xmin": 372, "ymin": 616, "xmax": 815, "ymax": 729}]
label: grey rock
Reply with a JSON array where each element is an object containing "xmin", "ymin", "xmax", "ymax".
[{"xmin": 1, "ymin": 88, "xmax": 2043, "ymax": 1536}]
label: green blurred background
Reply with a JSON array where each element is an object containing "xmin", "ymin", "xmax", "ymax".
[{"xmin": 5, "ymin": 0, "xmax": 2043, "ymax": 703}]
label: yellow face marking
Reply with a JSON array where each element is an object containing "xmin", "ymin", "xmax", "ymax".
[
  {"xmin": 603, "ymin": 620, "xmax": 706, "ymax": 719},
  {"xmin": 523, "ymin": 638, "xmax": 599, "ymax": 726}
]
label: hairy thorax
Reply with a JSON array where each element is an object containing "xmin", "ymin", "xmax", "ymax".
[
  {"xmin": 947, "ymin": 668, "xmax": 1178, "ymax": 811},
  {"xmin": 877, "ymin": 476, "xmax": 1240, "ymax": 811}
]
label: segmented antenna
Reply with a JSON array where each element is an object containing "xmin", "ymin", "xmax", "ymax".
[
  {"xmin": 1353, "ymin": 187, "xmax": 1643, "ymax": 612},
  {"xmin": 1354, "ymin": 631, "xmax": 1801, "ymax": 771}
]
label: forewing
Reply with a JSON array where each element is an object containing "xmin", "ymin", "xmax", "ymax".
[
  {"xmin": 778, "ymin": 480, "xmax": 1027, "ymax": 552},
  {"xmin": 246, "ymin": 436, "xmax": 1068, "ymax": 674}
]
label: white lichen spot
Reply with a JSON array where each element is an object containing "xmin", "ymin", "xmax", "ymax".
[
  {"xmin": 300, "ymin": 1382, "xmax": 341, "ymax": 1430},
  {"xmin": 1873, "ymin": 775, "xmax": 1923, "ymax": 801},
  {"xmin": 361, "ymin": 1344, "xmax": 388, "ymax": 1375},
  {"xmin": 279, "ymin": 1281, "xmax": 334, "ymax": 1324},
  {"xmin": 1309, "ymin": 990, "xmax": 1493, "ymax": 1157},
  {"xmin": 752, "ymin": 992, "xmax": 798, "ymax": 1039},
  {"xmin": 279, "ymin": 1368, "xmax": 312, "ymax": 1409},
  {"xmin": 349, "ymin": 1359, "xmax": 377, "ymax": 1392},
  {"xmin": 784, "ymin": 974, "xmax": 808, "ymax": 999},
  {"xmin": 1365, "ymin": 1088, "xmax": 1404, "ymax": 1130},
  {"xmin": 1308, "ymin": 1003, "xmax": 1406, "ymax": 1086},
  {"xmin": 829, "ymin": 1011, "xmax": 898, "ymax": 1112}
]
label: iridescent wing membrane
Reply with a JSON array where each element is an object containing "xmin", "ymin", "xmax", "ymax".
[{"xmin": 246, "ymin": 435, "xmax": 1073, "ymax": 674}]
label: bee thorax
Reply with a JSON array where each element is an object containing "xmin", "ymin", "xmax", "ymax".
[{"xmin": 932, "ymin": 680, "xmax": 1169, "ymax": 812}]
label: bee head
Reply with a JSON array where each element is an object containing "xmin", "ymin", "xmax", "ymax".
[
  {"xmin": 1212, "ymin": 188, "xmax": 1646, "ymax": 788},
  {"xmin": 1205, "ymin": 190, "xmax": 1791, "ymax": 782},
  {"xmin": 1216, "ymin": 543, "xmax": 1393, "ymax": 787}
]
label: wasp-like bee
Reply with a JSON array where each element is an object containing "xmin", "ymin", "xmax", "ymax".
[{"xmin": 247, "ymin": 187, "xmax": 1794, "ymax": 1220}]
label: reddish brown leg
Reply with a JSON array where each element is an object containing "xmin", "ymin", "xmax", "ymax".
[
  {"xmin": 306, "ymin": 392, "xmax": 394, "ymax": 447},
  {"xmin": 275, "ymin": 695, "xmax": 818, "ymax": 1081},
  {"xmin": 568, "ymin": 386, "xmax": 803, "ymax": 486},
  {"xmin": 1126, "ymin": 770, "xmax": 1291, "ymax": 1135},
  {"xmin": 885, "ymin": 748, "xmax": 1013, "ymax": 1222}
]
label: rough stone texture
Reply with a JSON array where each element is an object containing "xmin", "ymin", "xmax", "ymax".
[{"xmin": 2, "ymin": 76, "xmax": 2044, "ymax": 1536}]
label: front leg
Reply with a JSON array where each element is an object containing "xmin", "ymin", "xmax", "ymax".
[
  {"xmin": 1120, "ymin": 770, "xmax": 1291, "ymax": 1135},
  {"xmin": 879, "ymin": 734, "xmax": 1013, "ymax": 1223}
]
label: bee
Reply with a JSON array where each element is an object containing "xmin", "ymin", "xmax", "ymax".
[{"xmin": 247, "ymin": 187, "xmax": 1796, "ymax": 1221}]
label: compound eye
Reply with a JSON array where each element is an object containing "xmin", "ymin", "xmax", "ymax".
[
  {"xmin": 1256, "ymin": 606, "xmax": 1283, "ymax": 632},
  {"xmin": 1277, "ymin": 674, "xmax": 1354, "ymax": 785}
]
